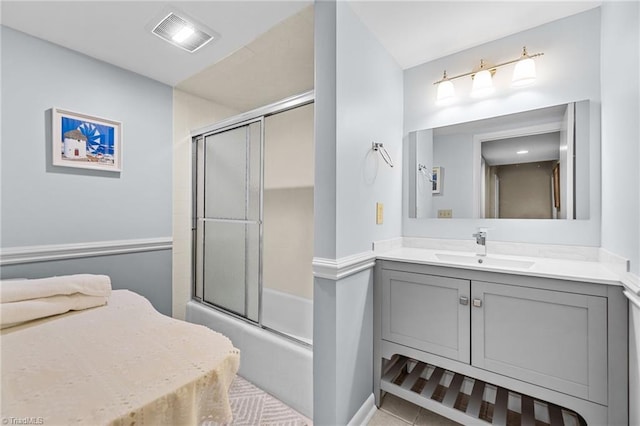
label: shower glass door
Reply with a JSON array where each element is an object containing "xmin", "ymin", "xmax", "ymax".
[{"xmin": 195, "ymin": 120, "xmax": 262, "ymax": 322}]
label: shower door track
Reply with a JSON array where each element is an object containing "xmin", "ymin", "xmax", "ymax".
[
  {"xmin": 191, "ymin": 91, "xmax": 314, "ymax": 139},
  {"xmin": 196, "ymin": 298, "xmax": 312, "ymax": 349}
]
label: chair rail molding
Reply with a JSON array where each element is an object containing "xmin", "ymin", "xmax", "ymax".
[
  {"xmin": 0, "ymin": 237, "xmax": 173, "ymax": 266},
  {"xmin": 312, "ymin": 251, "xmax": 377, "ymax": 281}
]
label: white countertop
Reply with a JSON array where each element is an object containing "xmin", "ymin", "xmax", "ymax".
[{"xmin": 376, "ymin": 247, "xmax": 624, "ymax": 286}]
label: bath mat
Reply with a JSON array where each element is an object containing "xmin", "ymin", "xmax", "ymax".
[{"xmin": 224, "ymin": 375, "xmax": 312, "ymax": 426}]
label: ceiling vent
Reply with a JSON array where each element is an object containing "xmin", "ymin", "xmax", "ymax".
[{"xmin": 152, "ymin": 12, "xmax": 215, "ymax": 53}]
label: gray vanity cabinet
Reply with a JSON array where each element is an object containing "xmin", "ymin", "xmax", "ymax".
[
  {"xmin": 381, "ymin": 270, "xmax": 470, "ymax": 363},
  {"xmin": 375, "ymin": 260, "xmax": 628, "ymax": 425},
  {"xmin": 471, "ymin": 280, "xmax": 607, "ymax": 404}
]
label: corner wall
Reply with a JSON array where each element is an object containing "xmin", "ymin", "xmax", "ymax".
[
  {"xmin": 1, "ymin": 26, "xmax": 173, "ymax": 314},
  {"xmin": 599, "ymin": 3, "xmax": 640, "ymax": 425},
  {"xmin": 313, "ymin": 2, "xmax": 403, "ymax": 424},
  {"xmin": 600, "ymin": 2, "xmax": 640, "ymax": 276}
]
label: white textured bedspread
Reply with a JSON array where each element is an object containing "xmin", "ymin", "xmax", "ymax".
[{"xmin": 1, "ymin": 290, "xmax": 240, "ymax": 425}]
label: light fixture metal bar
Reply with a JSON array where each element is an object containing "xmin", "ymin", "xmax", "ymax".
[{"xmin": 434, "ymin": 52, "xmax": 543, "ymax": 85}]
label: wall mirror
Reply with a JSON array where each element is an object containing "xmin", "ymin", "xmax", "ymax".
[{"xmin": 408, "ymin": 100, "xmax": 591, "ymax": 220}]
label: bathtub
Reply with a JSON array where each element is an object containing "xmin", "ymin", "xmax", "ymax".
[
  {"xmin": 186, "ymin": 291, "xmax": 313, "ymax": 419},
  {"xmin": 262, "ymin": 288, "xmax": 313, "ymax": 344}
]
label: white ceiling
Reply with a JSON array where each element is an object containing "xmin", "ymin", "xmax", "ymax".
[
  {"xmin": 0, "ymin": 1, "xmax": 311, "ymax": 87},
  {"xmin": 176, "ymin": 5, "xmax": 314, "ymax": 112},
  {"xmin": 1, "ymin": 1, "xmax": 602, "ymax": 109},
  {"xmin": 349, "ymin": 1, "xmax": 602, "ymax": 70}
]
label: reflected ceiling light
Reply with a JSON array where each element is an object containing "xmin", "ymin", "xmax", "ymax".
[
  {"xmin": 433, "ymin": 46, "xmax": 543, "ymax": 104},
  {"xmin": 516, "ymin": 150, "xmax": 529, "ymax": 154}
]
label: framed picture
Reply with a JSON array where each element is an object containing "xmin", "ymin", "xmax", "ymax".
[
  {"xmin": 553, "ymin": 163, "xmax": 560, "ymax": 209},
  {"xmin": 52, "ymin": 108, "xmax": 122, "ymax": 172},
  {"xmin": 432, "ymin": 166, "xmax": 442, "ymax": 194}
]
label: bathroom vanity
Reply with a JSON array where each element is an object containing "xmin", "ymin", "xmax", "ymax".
[{"xmin": 373, "ymin": 248, "xmax": 628, "ymax": 425}]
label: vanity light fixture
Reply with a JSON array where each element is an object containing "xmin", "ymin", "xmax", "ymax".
[
  {"xmin": 436, "ymin": 71, "xmax": 456, "ymax": 105},
  {"xmin": 470, "ymin": 59, "xmax": 495, "ymax": 98},
  {"xmin": 151, "ymin": 11, "xmax": 216, "ymax": 53},
  {"xmin": 434, "ymin": 46, "xmax": 544, "ymax": 103},
  {"xmin": 512, "ymin": 46, "xmax": 538, "ymax": 87}
]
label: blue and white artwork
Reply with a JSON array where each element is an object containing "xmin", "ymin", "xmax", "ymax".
[
  {"xmin": 53, "ymin": 108, "xmax": 122, "ymax": 172},
  {"xmin": 61, "ymin": 117, "xmax": 115, "ymax": 157}
]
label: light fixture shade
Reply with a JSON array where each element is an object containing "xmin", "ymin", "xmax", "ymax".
[
  {"xmin": 436, "ymin": 80, "xmax": 456, "ymax": 105},
  {"xmin": 471, "ymin": 69, "xmax": 494, "ymax": 98},
  {"xmin": 512, "ymin": 57, "xmax": 536, "ymax": 86}
]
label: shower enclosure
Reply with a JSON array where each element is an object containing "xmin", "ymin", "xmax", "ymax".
[{"xmin": 192, "ymin": 92, "xmax": 314, "ymax": 344}]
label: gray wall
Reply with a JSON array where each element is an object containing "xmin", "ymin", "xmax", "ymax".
[
  {"xmin": 1, "ymin": 27, "xmax": 173, "ymax": 314},
  {"xmin": 0, "ymin": 251, "xmax": 172, "ymax": 316},
  {"xmin": 600, "ymin": 2, "xmax": 640, "ymax": 276},
  {"xmin": 431, "ymin": 134, "xmax": 474, "ymax": 218},
  {"xmin": 313, "ymin": 1, "xmax": 403, "ymax": 424},
  {"xmin": 599, "ymin": 2, "xmax": 640, "ymax": 425},
  {"xmin": 335, "ymin": 3, "xmax": 403, "ymax": 258}
]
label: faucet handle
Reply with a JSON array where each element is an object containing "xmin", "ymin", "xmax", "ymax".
[{"xmin": 472, "ymin": 230, "xmax": 487, "ymax": 246}]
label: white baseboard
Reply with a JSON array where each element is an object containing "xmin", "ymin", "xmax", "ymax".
[{"xmin": 347, "ymin": 393, "xmax": 377, "ymax": 426}]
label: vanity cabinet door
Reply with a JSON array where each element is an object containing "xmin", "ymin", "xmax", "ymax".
[
  {"xmin": 381, "ymin": 270, "xmax": 471, "ymax": 363},
  {"xmin": 471, "ymin": 280, "xmax": 607, "ymax": 404}
]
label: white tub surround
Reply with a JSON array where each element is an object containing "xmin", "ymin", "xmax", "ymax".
[
  {"xmin": 186, "ymin": 301, "xmax": 313, "ymax": 418},
  {"xmin": 262, "ymin": 288, "xmax": 313, "ymax": 344}
]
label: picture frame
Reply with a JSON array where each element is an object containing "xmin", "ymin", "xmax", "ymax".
[
  {"xmin": 432, "ymin": 166, "xmax": 442, "ymax": 194},
  {"xmin": 553, "ymin": 163, "xmax": 560, "ymax": 209},
  {"xmin": 52, "ymin": 107, "xmax": 122, "ymax": 172}
]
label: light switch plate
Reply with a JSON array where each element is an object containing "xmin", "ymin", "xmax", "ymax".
[{"xmin": 376, "ymin": 202, "xmax": 384, "ymax": 224}]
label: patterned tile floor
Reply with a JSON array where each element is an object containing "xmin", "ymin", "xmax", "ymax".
[
  {"xmin": 224, "ymin": 377, "xmax": 459, "ymax": 426},
  {"xmin": 226, "ymin": 376, "xmax": 312, "ymax": 426},
  {"xmin": 367, "ymin": 393, "xmax": 461, "ymax": 426}
]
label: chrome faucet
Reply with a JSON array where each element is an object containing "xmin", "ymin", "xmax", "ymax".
[{"xmin": 472, "ymin": 229, "xmax": 487, "ymax": 256}]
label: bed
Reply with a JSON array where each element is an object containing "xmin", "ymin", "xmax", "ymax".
[{"xmin": 0, "ymin": 275, "xmax": 240, "ymax": 425}]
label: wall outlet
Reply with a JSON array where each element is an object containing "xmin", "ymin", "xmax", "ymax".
[
  {"xmin": 376, "ymin": 202, "xmax": 384, "ymax": 224},
  {"xmin": 438, "ymin": 209, "xmax": 453, "ymax": 218}
]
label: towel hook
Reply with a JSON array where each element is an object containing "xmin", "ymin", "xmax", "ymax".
[
  {"xmin": 372, "ymin": 142, "xmax": 394, "ymax": 168},
  {"xmin": 418, "ymin": 163, "xmax": 434, "ymax": 182}
]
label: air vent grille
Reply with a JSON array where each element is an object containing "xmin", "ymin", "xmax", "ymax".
[{"xmin": 152, "ymin": 13, "xmax": 213, "ymax": 53}]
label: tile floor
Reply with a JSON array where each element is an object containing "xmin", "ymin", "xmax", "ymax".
[
  {"xmin": 227, "ymin": 375, "xmax": 312, "ymax": 425},
  {"xmin": 367, "ymin": 393, "xmax": 462, "ymax": 426}
]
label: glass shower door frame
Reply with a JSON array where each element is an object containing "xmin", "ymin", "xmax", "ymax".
[
  {"xmin": 193, "ymin": 117, "xmax": 265, "ymax": 324},
  {"xmin": 191, "ymin": 90, "xmax": 314, "ymax": 343}
]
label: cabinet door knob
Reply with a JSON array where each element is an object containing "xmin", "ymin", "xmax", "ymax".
[
  {"xmin": 459, "ymin": 296, "xmax": 469, "ymax": 306},
  {"xmin": 473, "ymin": 298, "xmax": 482, "ymax": 308}
]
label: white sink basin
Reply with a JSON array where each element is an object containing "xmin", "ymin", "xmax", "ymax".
[{"xmin": 435, "ymin": 253, "xmax": 535, "ymax": 269}]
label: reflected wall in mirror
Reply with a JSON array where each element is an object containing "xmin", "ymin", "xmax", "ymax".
[{"xmin": 408, "ymin": 101, "xmax": 591, "ymax": 220}]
